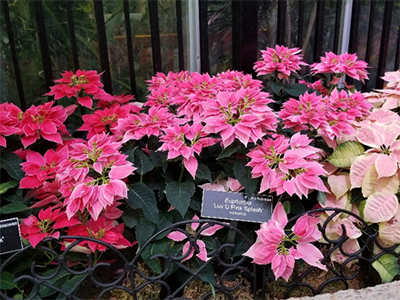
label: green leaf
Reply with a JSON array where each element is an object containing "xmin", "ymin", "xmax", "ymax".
[
  {"xmin": 56, "ymin": 274, "xmax": 85, "ymax": 300},
  {"xmin": 0, "ymin": 181, "xmax": 18, "ymax": 194},
  {"xmin": 39, "ymin": 269, "xmax": 70, "ymax": 298},
  {"xmin": 121, "ymin": 208, "xmax": 137, "ymax": 228},
  {"xmin": 127, "ymin": 183, "xmax": 159, "ymax": 224},
  {"xmin": 327, "ymin": 141, "xmax": 365, "ymax": 168},
  {"xmin": 217, "ymin": 140, "xmax": 241, "ymax": 160},
  {"xmin": 233, "ymin": 159, "xmax": 258, "ymax": 196},
  {"xmin": 317, "ymin": 191, "xmax": 326, "ymax": 205},
  {"xmin": 283, "ymin": 201, "xmax": 291, "ymax": 214},
  {"xmin": 0, "ymin": 151, "xmax": 24, "ymax": 180},
  {"xmin": 350, "ymin": 188, "xmax": 366, "ymax": 204},
  {"xmin": 134, "ymin": 148, "xmax": 155, "ymax": 175},
  {"xmin": 165, "ymin": 181, "xmax": 195, "ymax": 218},
  {"xmin": 287, "ymin": 198, "xmax": 305, "ymax": 215},
  {"xmin": 192, "ymin": 258, "xmax": 216, "ymax": 286},
  {"xmin": 155, "ymin": 211, "xmax": 173, "ymax": 240},
  {"xmin": 195, "ymin": 163, "xmax": 212, "ymax": 182},
  {"xmin": 150, "ymin": 150, "xmax": 167, "ymax": 167},
  {"xmin": 141, "ymin": 239, "xmax": 168, "ymax": 274},
  {"xmin": 0, "ymin": 202, "xmax": 28, "ymax": 214},
  {"xmin": 271, "ymin": 81, "xmax": 284, "ymax": 96},
  {"xmin": 0, "ymin": 272, "xmax": 17, "ymax": 290},
  {"xmin": 124, "ymin": 210, "xmax": 156, "ymax": 247},
  {"xmin": 372, "ymin": 254, "xmax": 400, "ymax": 283},
  {"xmin": 285, "ymin": 83, "xmax": 308, "ymax": 97}
]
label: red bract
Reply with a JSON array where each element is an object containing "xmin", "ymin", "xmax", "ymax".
[
  {"xmin": 20, "ymin": 207, "xmax": 80, "ymax": 248},
  {"xmin": 19, "ymin": 101, "xmax": 69, "ymax": 148},
  {"xmin": 45, "ymin": 70, "xmax": 105, "ymax": 108},
  {"xmin": 20, "ymin": 147, "xmax": 68, "ymax": 189},
  {"xmin": 66, "ymin": 217, "xmax": 132, "ymax": 252},
  {"xmin": 79, "ymin": 105, "xmax": 131, "ymax": 138}
]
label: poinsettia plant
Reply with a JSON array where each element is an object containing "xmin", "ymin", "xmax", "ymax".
[{"xmin": 1, "ymin": 45, "xmax": 399, "ymax": 286}]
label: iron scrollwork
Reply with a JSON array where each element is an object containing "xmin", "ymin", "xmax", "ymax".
[{"xmin": 0, "ymin": 208, "xmax": 399, "ymax": 299}]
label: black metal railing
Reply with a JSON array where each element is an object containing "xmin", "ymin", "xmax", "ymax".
[
  {"xmin": 1, "ymin": 207, "xmax": 399, "ymax": 300},
  {"xmin": 2, "ymin": 0, "xmax": 400, "ymax": 107}
]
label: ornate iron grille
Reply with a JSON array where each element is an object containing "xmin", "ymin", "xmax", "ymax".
[{"xmin": 0, "ymin": 208, "xmax": 399, "ymax": 300}]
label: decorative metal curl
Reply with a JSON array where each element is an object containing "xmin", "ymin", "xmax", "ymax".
[{"xmin": 0, "ymin": 208, "xmax": 399, "ymax": 300}]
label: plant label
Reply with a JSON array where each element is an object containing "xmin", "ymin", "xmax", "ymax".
[
  {"xmin": 201, "ymin": 190, "xmax": 272, "ymax": 223},
  {"xmin": 0, "ymin": 217, "xmax": 23, "ymax": 255}
]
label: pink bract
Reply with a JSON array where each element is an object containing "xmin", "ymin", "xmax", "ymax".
[
  {"xmin": 243, "ymin": 203, "xmax": 326, "ymax": 281},
  {"xmin": 167, "ymin": 215, "xmax": 225, "ymax": 262},
  {"xmin": 254, "ymin": 45, "xmax": 307, "ymax": 80}
]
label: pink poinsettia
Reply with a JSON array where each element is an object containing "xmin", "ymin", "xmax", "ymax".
[
  {"xmin": 243, "ymin": 203, "xmax": 326, "ymax": 281},
  {"xmin": 167, "ymin": 215, "xmax": 225, "ymax": 262},
  {"xmin": 66, "ymin": 217, "xmax": 132, "ymax": 252},
  {"xmin": 254, "ymin": 45, "xmax": 307, "ymax": 80},
  {"xmin": 158, "ymin": 123, "xmax": 219, "ymax": 178},
  {"xmin": 310, "ymin": 52, "xmax": 369, "ymax": 83},
  {"xmin": 57, "ymin": 133, "xmax": 135, "ymax": 220},
  {"xmin": 203, "ymin": 89, "xmax": 276, "ymax": 147},
  {"xmin": 20, "ymin": 207, "xmax": 80, "ymax": 248},
  {"xmin": 45, "ymin": 70, "xmax": 105, "ymax": 108},
  {"xmin": 0, "ymin": 102, "xmax": 22, "ymax": 147},
  {"xmin": 79, "ymin": 104, "xmax": 131, "ymax": 138},
  {"xmin": 247, "ymin": 133, "xmax": 327, "ymax": 198},
  {"xmin": 20, "ymin": 147, "xmax": 68, "ymax": 189},
  {"xmin": 19, "ymin": 101, "xmax": 70, "ymax": 148}
]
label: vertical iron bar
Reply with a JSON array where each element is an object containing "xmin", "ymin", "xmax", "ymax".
[
  {"xmin": 313, "ymin": 0, "xmax": 325, "ymax": 63},
  {"xmin": 395, "ymin": 25, "xmax": 400, "ymax": 71},
  {"xmin": 241, "ymin": 0, "xmax": 258, "ymax": 76},
  {"xmin": 2, "ymin": 0, "xmax": 26, "ymax": 110},
  {"xmin": 232, "ymin": 0, "xmax": 242, "ymax": 71},
  {"xmin": 33, "ymin": 0, "xmax": 53, "ymax": 94},
  {"xmin": 297, "ymin": 0, "xmax": 304, "ymax": 47},
  {"xmin": 66, "ymin": 0, "xmax": 79, "ymax": 71},
  {"xmin": 277, "ymin": 0, "xmax": 286, "ymax": 45},
  {"xmin": 362, "ymin": 0, "xmax": 376, "ymax": 92},
  {"xmin": 364, "ymin": 0, "xmax": 375, "ymax": 64},
  {"xmin": 175, "ymin": 0, "xmax": 185, "ymax": 71},
  {"xmin": 123, "ymin": 0, "xmax": 137, "ymax": 95},
  {"xmin": 199, "ymin": 0, "xmax": 209, "ymax": 73},
  {"xmin": 376, "ymin": 0, "xmax": 394, "ymax": 89},
  {"xmin": 333, "ymin": 0, "xmax": 342, "ymax": 54},
  {"xmin": 93, "ymin": 0, "xmax": 113, "ymax": 94},
  {"xmin": 148, "ymin": 0, "xmax": 162, "ymax": 73},
  {"xmin": 348, "ymin": 0, "xmax": 360, "ymax": 54}
]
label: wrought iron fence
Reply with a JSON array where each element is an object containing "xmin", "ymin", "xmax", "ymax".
[
  {"xmin": 1, "ymin": 0, "xmax": 400, "ymax": 108},
  {"xmin": 1, "ymin": 207, "xmax": 399, "ymax": 300}
]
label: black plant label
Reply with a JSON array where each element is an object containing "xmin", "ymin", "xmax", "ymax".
[
  {"xmin": 201, "ymin": 190, "xmax": 272, "ymax": 223},
  {"xmin": 0, "ymin": 218, "xmax": 23, "ymax": 255}
]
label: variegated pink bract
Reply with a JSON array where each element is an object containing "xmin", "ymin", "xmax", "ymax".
[
  {"xmin": 243, "ymin": 203, "xmax": 326, "ymax": 281},
  {"xmin": 203, "ymin": 88, "xmax": 276, "ymax": 147},
  {"xmin": 167, "ymin": 215, "xmax": 225, "ymax": 262},
  {"xmin": 310, "ymin": 52, "xmax": 369, "ymax": 83},
  {"xmin": 254, "ymin": 45, "xmax": 307, "ymax": 80},
  {"xmin": 158, "ymin": 123, "xmax": 219, "ymax": 178}
]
